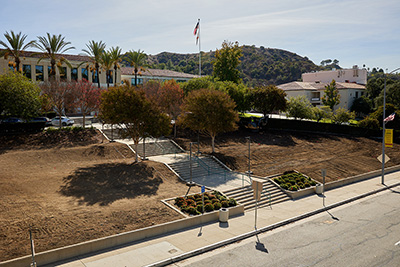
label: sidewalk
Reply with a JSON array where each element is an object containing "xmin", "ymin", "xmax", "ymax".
[{"xmin": 45, "ymin": 170, "xmax": 400, "ymax": 267}]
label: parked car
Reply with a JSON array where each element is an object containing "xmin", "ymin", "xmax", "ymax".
[
  {"xmin": 1, "ymin": 117, "xmax": 25, "ymax": 124},
  {"xmin": 30, "ymin": 117, "xmax": 52, "ymax": 126},
  {"xmin": 51, "ymin": 116, "xmax": 74, "ymax": 126}
]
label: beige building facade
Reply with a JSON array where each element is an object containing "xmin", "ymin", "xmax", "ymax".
[
  {"xmin": 278, "ymin": 81, "xmax": 366, "ymax": 111},
  {"xmin": 0, "ymin": 50, "xmax": 121, "ymax": 87},
  {"xmin": 302, "ymin": 66, "xmax": 367, "ymax": 85}
]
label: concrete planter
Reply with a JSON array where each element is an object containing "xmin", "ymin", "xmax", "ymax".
[
  {"xmin": 219, "ymin": 208, "xmax": 229, "ymax": 222},
  {"xmin": 315, "ymin": 184, "xmax": 323, "ymax": 194}
]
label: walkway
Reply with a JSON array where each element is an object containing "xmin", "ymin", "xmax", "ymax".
[{"xmin": 42, "ymin": 171, "xmax": 400, "ymax": 267}]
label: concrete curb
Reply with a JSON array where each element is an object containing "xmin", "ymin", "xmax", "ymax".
[{"xmin": 146, "ymin": 180, "xmax": 400, "ymax": 267}]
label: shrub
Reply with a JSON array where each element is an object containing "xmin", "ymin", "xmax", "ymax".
[
  {"xmin": 281, "ymin": 183, "xmax": 289, "ymax": 190},
  {"xmin": 289, "ymin": 185, "xmax": 298, "ymax": 191},
  {"xmin": 175, "ymin": 197, "xmax": 186, "ymax": 207},
  {"xmin": 186, "ymin": 199, "xmax": 196, "ymax": 206},
  {"xmin": 221, "ymin": 200, "xmax": 229, "ymax": 208},
  {"xmin": 204, "ymin": 203, "xmax": 214, "ymax": 212},
  {"xmin": 187, "ymin": 206, "xmax": 198, "ymax": 215},
  {"xmin": 204, "ymin": 200, "xmax": 212, "ymax": 205},
  {"xmin": 211, "ymin": 198, "xmax": 220, "ymax": 204},
  {"xmin": 214, "ymin": 202, "xmax": 222, "ymax": 210},
  {"xmin": 358, "ymin": 116, "xmax": 379, "ymax": 130},
  {"xmin": 196, "ymin": 204, "xmax": 204, "ymax": 213},
  {"xmin": 187, "ymin": 195, "xmax": 195, "ymax": 200},
  {"xmin": 194, "ymin": 194, "xmax": 201, "ymax": 199},
  {"xmin": 228, "ymin": 198, "xmax": 237, "ymax": 207}
]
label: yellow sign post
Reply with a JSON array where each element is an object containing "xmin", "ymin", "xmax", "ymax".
[{"xmin": 385, "ymin": 129, "xmax": 393, "ymax": 148}]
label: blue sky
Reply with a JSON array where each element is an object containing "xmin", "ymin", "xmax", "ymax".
[{"xmin": 2, "ymin": 0, "xmax": 400, "ymax": 72}]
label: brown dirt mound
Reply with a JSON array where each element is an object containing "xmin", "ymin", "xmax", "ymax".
[
  {"xmin": 0, "ymin": 139, "xmax": 189, "ymax": 262},
  {"xmin": 174, "ymin": 129, "xmax": 400, "ymax": 183}
]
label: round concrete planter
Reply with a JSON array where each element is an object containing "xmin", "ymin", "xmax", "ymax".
[
  {"xmin": 315, "ymin": 184, "xmax": 324, "ymax": 194},
  {"xmin": 219, "ymin": 208, "xmax": 229, "ymax": 222}
]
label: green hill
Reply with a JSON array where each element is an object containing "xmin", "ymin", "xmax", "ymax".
[{"xmin": 144, "ymin": 45, "xmax": 323, "ymax": 86}]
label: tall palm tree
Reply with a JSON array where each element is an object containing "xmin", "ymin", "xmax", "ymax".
[
  {"xmin": 82, "ymin": 40, "xmax": 106, "ymax": 88},
  {"xmin": 100, "ymin": 50, "xmax": 113, "ymax": 88},
  {"xmin": 33, "ymin": 33, "xmax": 75, "ymax": 79},
  {"xmin": 125, "ymin": 49, "xmax": 147, "ymax": 86},
  {"xmin": 109, "ymin": 46, "xmax": 122, "ymax": 85},
  {"xmin": 0, "ymin": 31, "xmax": 36, "ymax": 73}
]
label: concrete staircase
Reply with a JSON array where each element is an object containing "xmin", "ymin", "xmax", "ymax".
[
  {"xmin": 223, "ymin": 179, "xmax": 291, "ymax": 210},
  {"xmin": 134, "ymin": 140, "xmax": 184, "ymax": 157},
  {"xmin": 168, "ymin": 156, "xmax": 228, "ymax": 182}
]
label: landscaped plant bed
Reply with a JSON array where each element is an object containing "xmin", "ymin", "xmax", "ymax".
[
  {"xmin": 173, "ymin": 190, "xmax": 238, "ymax": 216},
  {"xmin": 272, "ymin": 170, "xmax": 319, "ymax": 199}
]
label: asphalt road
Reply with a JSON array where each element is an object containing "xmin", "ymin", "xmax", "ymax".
[{"xmin": 174, "ymin": 186, "xmax": 400, "ymax": 267}]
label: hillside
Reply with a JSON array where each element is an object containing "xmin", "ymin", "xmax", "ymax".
[{"xmin": 144, "ymin": 45, "xmax": 322, "ymax": 86}]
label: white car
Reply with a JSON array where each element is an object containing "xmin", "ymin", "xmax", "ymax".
[{"xmin": 51, "ymin": 116, "xmax": 74, "ymax": 126}]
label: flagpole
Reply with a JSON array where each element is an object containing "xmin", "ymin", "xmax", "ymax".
[{"xmin": 198, "ymin": 19, "xmax": 201, "ymax": 77}]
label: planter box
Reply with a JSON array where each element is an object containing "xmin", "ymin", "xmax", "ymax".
[{"xmin": 271, "ymin": 170, "xmax": 320, "ymax": 200}]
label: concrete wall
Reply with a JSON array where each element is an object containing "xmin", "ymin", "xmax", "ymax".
[{"xmin": 0, "ymin": 204, "xmax": 244, "ymax": 267}]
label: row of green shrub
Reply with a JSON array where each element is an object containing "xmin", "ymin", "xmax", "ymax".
[
  {"xmin": 274, "ymin": 171, "xmax": 317, "ymax": 191},
  {"xmin": 174, "ymin": 190, "xmax": 237, "ymax": 216}
]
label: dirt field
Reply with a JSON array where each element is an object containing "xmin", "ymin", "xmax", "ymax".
[
  {"xmin": 2, "ymin": 128, "xmax": 400, "ymax": 262},
  {"xmin": 175, "ymin": 129, "xmax": 400, "ymax": 183},
  {"xmin": 0, "ymin": 131, "xmax": 189, "ymax": 262}
]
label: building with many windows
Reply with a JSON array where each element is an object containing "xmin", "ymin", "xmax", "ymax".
[{"xmin": 0, "ymin": 50, "xmax": 121, "ymax": 87}]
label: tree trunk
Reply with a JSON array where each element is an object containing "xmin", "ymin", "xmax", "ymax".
[
  {"xmin": 106, "ymin": 71, "xmax": 110, "ymax": 88},
  {"xmin": 134, "ymin": 141, "xmax": 139, "ymax": 162},
  {"xmin": 134, "ymin": 71, "xmax": 137, "ymax": 86},
  {"xmin": 82, "ymin": 112, "xmax": 86, "ymax": 128},
  {"xmin": 211, "ymin": 135, "xmax": 215, "ymax": 153},
  {"xmin": 96, "ymin": 65, "xmax": 101, "ymax": 88},
  {"xmin": 114, "ymin": 65, "xmax": 118, "ymax": 85}
]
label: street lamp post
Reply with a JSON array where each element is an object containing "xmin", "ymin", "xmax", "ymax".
[
  {"xmin": 189, "ymin": 142, "xmax": 198, "ymax": 185},
  {"xmin": 381, "ymin": 67, "xmax": 400, "ymax": 184}
]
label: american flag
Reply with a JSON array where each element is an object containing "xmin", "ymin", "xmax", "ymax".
[
  {"xmin": 193, "ymin": 19, "xmax": 200, "ymax": 45},
  {"xmin": 384, "ymin": 112, "xmax": 395, "ymax": 122}
]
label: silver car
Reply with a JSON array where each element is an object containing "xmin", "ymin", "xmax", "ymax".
[{"xmin": 51, "ymin": 116, "xmax": 74, "ymax": 126}]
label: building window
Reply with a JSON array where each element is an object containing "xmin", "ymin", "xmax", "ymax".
[
  {"xmin": 60, "ymin": 67, "xmax": 67, "ymax": 80},
  {"xmin": 355, "ymin": 92, "xmax": 359, "ymax": 98},
  {"xmin": 92, "ymin": 70, "xmax": 98, "ymax": 84},
  {"xmin": 23, "ymin": 65, "xmax": 31, "ymax": 79},
  {"xmin": 71, "ymin": 68, "xmax": 78, "ymax": 81},
  {"xmin": 36, "ymin": 65, "xmax": 44, "ymax": 81},
  {"xmin": 82, "ymin": 68, "xmax": 88, "ymax": 80}
]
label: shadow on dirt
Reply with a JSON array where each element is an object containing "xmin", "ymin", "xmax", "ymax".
[{"xmin": 59, "ymin": 162, "xmax": 162, "ymax": 206}]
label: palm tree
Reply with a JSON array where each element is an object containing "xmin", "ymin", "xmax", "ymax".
[
  {"xmin": 125, "ymin": 49, "xmax": 147, "ymax": 86},
  {"xmin": 100, "ymin": 50, "xmax": 113, "ymax": 88},
  {"xmin": 33, "ymin": 33, "xmax": 75, "ymax": 79},
  {"xmin": 82, "ymin": 40, "xmax": 106, "ymax": 88},
  {"xmin": 109, "ymin": 46, "xmax": 122, "ymax": 85},
  {"xmin": 0, "ymin": 31, "xmax": 36, "ymax": 73}
]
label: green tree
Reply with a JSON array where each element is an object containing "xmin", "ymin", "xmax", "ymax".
[
  {"xmin": 125, "ymin": 49, "xmax": 148, "ymax": 86},
  {"xmin": 250, "ymin": 85, "xmax": 287, "ymax": 117},
  {"xmin": 213, "ymin": 40, "xmax": 242, "ymax": 84},
  {"xmin": 350, "ymin": 96, "xmax": 372, "ymax": 117},
  {"xmin": 0, "ymin": 31, "xmax": 36, "ymax": 73},
  {"xmin": 33, "ymin": 33, "xmax": 75, "ymax": 79},
  {"xmin": 178, "ymin": 89, "xmax": 238, "ymax": 153},
  {"xmin": 82, "ymin": 40, "xmax": 106, "ymax": 88},
  {"xmin": 0, "ymin": 71, "xmax": 41, "ymax": 118},
  {"xmin": 332, "ymin": 107, "xmax": 355, "ymax": 124},
  {"xmin": 181, "ymin": 76, "xmax": 214, "ymax": 95},
  {"xmin": 214, "ymin": 81, "xmax": 251, "ymax": 112},
  {"xmin": 100, "ymin": 84, "xmax": 171, "ymax": 162},
  {"xmin": 322, "ymin": 79, "xmax": 341, "ymax": 110},
  {"xmin": 286, "ymin": 95, "xmax": 313, "ymax": 120},
  {"xmin": 312, "ymin": 106, "xmax": 331, "ymax": 122},
  {"xmin": 375, "ymin": 80, "xmax": 400, "ymax": 109},
  {"xmin": 109, "ymin": 46, "xmax": 122, "ymax": 85},
  {"xmin": 369, "ymin": 103, "xmax": 400, "ymax": 129}
]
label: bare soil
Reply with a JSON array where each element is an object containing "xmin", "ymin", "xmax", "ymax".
[
  {"xmin": 0, "ymin": 131, "xmax": 189, "ymax": 262},
  {"xmin": 2, "ymin": 128, "xmax": 400, "ymax": 262},
  {"xmin": 174, "ymin": 129, "xmax": 400, "ymax": 183}
]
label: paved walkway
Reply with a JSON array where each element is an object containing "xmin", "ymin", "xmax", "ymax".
[{"xmin": 45, "ymin": 169, "xmax": 400, "ymax": 267}]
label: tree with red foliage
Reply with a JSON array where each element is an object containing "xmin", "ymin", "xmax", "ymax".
[
  {"xmin": 70, "ymin": 79, "xmax": 101, "ymax": 127},
  {"xmin": 158, "ymin": 80, "xmax": 184, "ymax": 137}
]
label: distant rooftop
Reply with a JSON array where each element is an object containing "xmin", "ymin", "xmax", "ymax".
[
  {"xmin": 278, "ymin": 81, "xmax": 366, "ymax": 91},
  {"xmin": 121, "ymin": 67, "xmax": 198, "ymax": 79}
]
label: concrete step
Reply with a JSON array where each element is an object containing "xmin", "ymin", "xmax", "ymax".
[{"xmin": 223, "ymin": 180, "xmax": 290, "ymax": 210}]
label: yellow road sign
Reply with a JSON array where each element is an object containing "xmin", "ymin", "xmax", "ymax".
[{"xmin": 385, "ymin": 129, "xmax": 393, "ymax": 148}]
